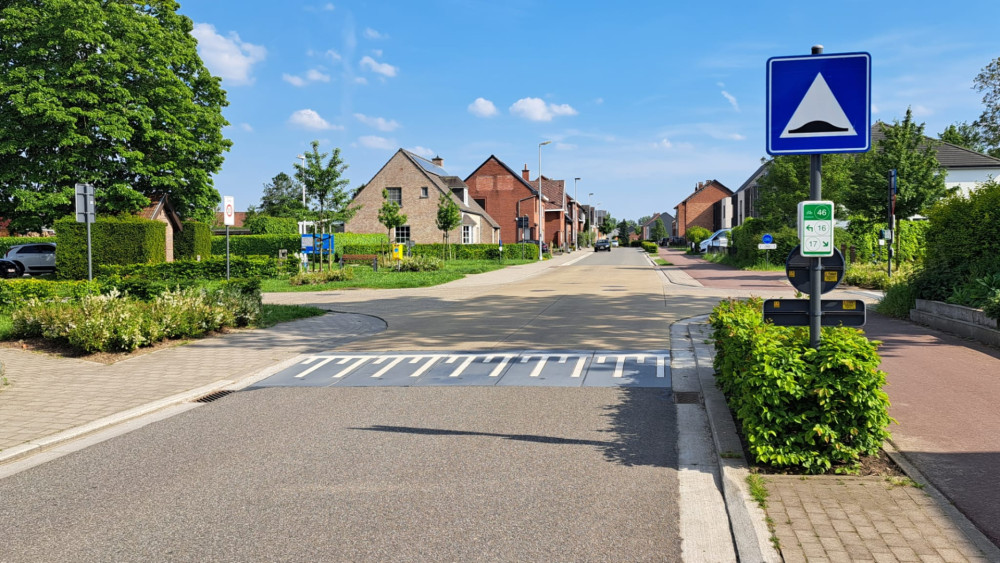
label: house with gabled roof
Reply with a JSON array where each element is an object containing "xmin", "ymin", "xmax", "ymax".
[
  {"xmin": 640, "ymin": 212, "xmax": 674, "ymax": 240},
  {"xmin": 346, "ymin": 150, "xmax": 500, "ymax": 244},
  {"xmin": 673, "ymin": 180, "xmax": 733, "ymax": 236},
  {"xmin": 464, "ymin": 155, "xmax": 550, "ymax": 246}
]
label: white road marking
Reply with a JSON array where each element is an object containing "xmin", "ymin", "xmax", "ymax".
[
  {"xmin": 372, "ymin": 356, "xmax": 388, "ymax": 365},
  {"xmin": 571, "ymin": 356, "xmax": 587, "ymax": 378},
  {"xmin": 558, "ymin": 355, "xmax": 567, "ymax": 364},
  {"xmin": 302, "ymin": 357, "xmax": 319, "ymax": 365},
  {"xmin": 636, "ymin": 355, "xmax": 645, "ymax": 364},
  {"xmin": 613, "ymin": 356, "xmax": 627, "ymax": 378},
  {"xmin": 332, "ymin": 358, "xmax": 368, "ymax": 379},
  {"xmin": 657, "ymin": 356, "xmax": 666, "ymax": 378},
  {"xmin": 371, "ymin": 356, "xmax": 405, "ymax": 378},
  {"xmin": 529, "ymin": 357, "xmax": 548, "ymax": 378},
  {"xmin": 597, "ymin": 356, "xmax": 607, "ymax": 364},
  {"xmin": 449, "ymin": 356, "xmax": 475, "ymax": 378},
  {"xmin": 488, "ymin": 356, "xmax": 513, "ymax": 377},
  {"xmin": 445, "ymin": 356, "xmax": 458, "ymax": 364},
  {"xmin": 410, "ymin": 356, "xmax": 441, "ymax": 378},
  {"xmin": 409, "ymin": 357, "xmax": 421, "ymax": 364},
  {"xmin": 294, "ymin": 357, "xmax": 336, "ymax": 379}
]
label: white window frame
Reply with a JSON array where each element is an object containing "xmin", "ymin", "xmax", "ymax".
[{"xmin": 462, "ymin": 225, "xmax": 472, "ymax": 244}]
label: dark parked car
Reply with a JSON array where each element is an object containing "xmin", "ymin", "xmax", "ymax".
[
  {"xmin": 594, "ymin": 239, "xmax": 611, "ymax": 252},
  {"xmin": 523, "ymin": 240, "xmax": 549, "ymax": 253},
  {"xmin": 667, "ymin": 236, "xmax": 686, "ymax": 246},
  {"xmin": 3, "ymin": 242, "xmax": 56, "ymax": 276},
  {"xmin": 0, "ymin": 259, "xmax": 20, "ymax": 278}
]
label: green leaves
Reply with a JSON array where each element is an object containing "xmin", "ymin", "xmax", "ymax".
[{"xmin": 710, "ymin": 299, "xmax": 894, "ymax": 473}]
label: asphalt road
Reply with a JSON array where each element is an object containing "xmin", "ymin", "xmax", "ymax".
[{"xmin": 0, "ymin": 249, "xmax": 692, "ymax": 562}]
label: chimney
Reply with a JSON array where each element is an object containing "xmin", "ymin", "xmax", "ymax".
[
  {"xmin": 522, "ymin": 165, "xmax": 531, "ymax": 181},
  {"xmin": 432, "ymin": 156, "xmax": 443, "ymax": 167}
]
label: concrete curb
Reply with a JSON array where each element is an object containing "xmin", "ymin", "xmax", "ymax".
[
  {"xmin": 884, "ymin": 440, "xmax": 1000, "ymax": 561},
  {"xmin": 673, "ymin": 315, "xmax": 782, "ymax": 563},
  {"xmin": 0, "ymin": 353, "xmax": 307, "ymax": 467}
]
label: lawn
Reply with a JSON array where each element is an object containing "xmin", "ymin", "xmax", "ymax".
[{"xmin": 261, "ymin": 258, "xmax": 535, "ymax": 292}]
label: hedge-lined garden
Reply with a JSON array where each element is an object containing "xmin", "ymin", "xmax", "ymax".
[{"xmin": 710, "ymin": 298, "xmax": 893, "ymax": 473}]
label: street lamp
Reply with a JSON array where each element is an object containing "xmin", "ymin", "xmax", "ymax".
[
  {"xmin": 588, "ymin": 192, "xmax": 594, "ymax": 245},
  {"xmin": 537, "ymin": 140, "xmax": 551, "ymax": 261},
  {"xmin": 574, "ymin": 178, "xmax": 581, "ymax": 251},
  {"xmin": 296, "ymin": 154, "xmax": 306, "ymax": 206}
]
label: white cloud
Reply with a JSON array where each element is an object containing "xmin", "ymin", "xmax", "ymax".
[
  {"xmin": 509, "ymin": 97, "xmax": 578, "ymax": 122},
  {"xmin": 240, "ymin": 123, "xmax": 253, "ymax": 132},
  {"xmin": 372, "ymin": 49, "xmax": 383, "ymax": 57},
  {"xmin": 325, "ymin": 49, "xmax": 342, "ymax": 62},
  {"xmin": 360, "ymin": 56, "xmax": 397, "ymax": 77},
  {"xmin": 364, "ymin": 27, "xmax": 385, "ymax": 39},
  {"xmin": 911, "ymin": 104, "xmax": 933, "ymax": 116},
  {"xmin": 191, "ymin": 23, "xmax": 266, "ymax": 86},
  {"xmin": 653, "ymin": 138, "xmax": 673, "ymax": 150},
  {"xmin": 468, "ymin": 97, "xmax": 498, "ymax": 118},
  {"xmin": 288, "ymin": 109, "xmax": 341, "ymax": 130},
  {"xmin": 595, "ymin": 97, "xmax": 604, "ymax": 105},
  {"xmin": 555, "ymin": 142, "xmax": 577, "ymax": 150},
  {"xmin": 721, "ymin": 90, "xmax": 740, "ymax": 111},
  {"xmin": 306, "ymin": 69, "xmax": 331, "ymax": 82},
  {"xmin": 359, "ymin": 135, "xmax": 396, "ymax": 150},
  {"xmin": 354, "ymin": 76, "xmax": 368, "ymax": 85},
  {"xmin": 354, "ymin": 113, "xmax": 400, "ymax": 131},
  {"xmin": 282, "ymin": 73, "xmax": 307, "ymax": 87},
  {"xmin": 725, "ymin": 133, "xmax": 746, "ymax": 141},
  {"xmin": 323, "ymin": 3, "xmax": 335, "ymax": 10},
  {"xmin": 409, "ymin": 146, "xmax": 435, "ymax": 158}
]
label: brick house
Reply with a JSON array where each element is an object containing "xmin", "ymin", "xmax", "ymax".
[
  {"xmin": 464, "ymin": 156, "xmax": 550, "ymax": 246},
  {"xmin": 139, "ymin": 194, "xmax": 183, "ymax": 262},
  {"xmin": 346, "ymin": 149, "xmax": 499, "ymax": 244},
  {"xmin": 673, "ymin": 180, "xmax": 733, "ymax": 236},
  {"xmin": 640, "ymin": 211, "xmax": 674, "ymax": 240},
  {"xmin": 534, "ymin": 172, "xmax": 570, "ymax": 251}
]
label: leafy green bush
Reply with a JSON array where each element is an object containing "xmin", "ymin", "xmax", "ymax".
[
  {"xmin": 710, "ymin": 298, "xmax": 893, "ymax": 473},
  {"xmin": 847, "ymin": 220, "xmax": 929, "ymax": 265},
  {"xmin": 289, "ymin": 268, "xmax": 355, "ymax": 285},
  {"xmin": 686, "ymin": 226, "xmax": 712, "ymax": 248},
  {"xmin": 983, "ymin": 290, "xmax": 1000, "ymax": 321},
  {"xmin": 0, "ymin": 279, "xmax": 100, "ymax": 310},
  {"xmin": 876, "ymin": 277, "xmax": 919, "ymax": 319},
  {"xmin": 12, "ymin": 283, "xmax": 261, "ymax": 353},
  {"xmin": 211, "ymin": 232, "xmax": 390, "ymax": 256},
  {"xmin": 337, "ymin": 242, "xmax": 536, "ymax": 261},
  {"xmin": 174, "ymin": 221, "xmax": 213, "ymax": 260},
  {"xmin": 55, "ymin": 215, "xmax": 167, "ymax": 280},
  {"xmin": 640, "ymin": 241, "xmax": 657, "ymax": 253},
  {"xmin": 99, "ymin": 255, "xmax": 298, "ymax": 280},
  {"xmin": 378, "ymin": 254, "xmax": 444, "ymax": 272},
  {"xmin": 243, "ymin": 215, "xmax": 298, "ymax": 235},
  {"xmin": 729, "ymin": 219, "xmax": 797, "ymax": 267}
]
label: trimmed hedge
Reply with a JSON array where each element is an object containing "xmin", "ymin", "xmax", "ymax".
[
  {"xmin": 175, "ymin": 221, "xmax": 213, "ymax": 260},
  {"xmin": 0, "ymin": 236, "xmax": 57, "ymax": 257},
  {"xmin": 709, "ymin": 298, "xmax": 893, "ymax": 473},
  {"xmin": 243, "ymin": 215, "xmax": 299, "ymax": 235},
  {"xmin": 640, "ymin": 241, "xmax": 658, "ymax": 253},
  {"xmin": 0, "ymin": 279, "xmax": 100, "ymax": 310},
  {"xmin": 338, "ymin": 242, "xmax": 537, "ymax": 261},
  {"xmin": 211, "ymin": 232, "xmax": 389, "ymax": 256},
  {"xmin": 55, "ymin": 216, "xmax": 166, "ymax": 280},
  {"xmin": 99, "ymin": 255, "xmax": 299, "ymax": 280}
]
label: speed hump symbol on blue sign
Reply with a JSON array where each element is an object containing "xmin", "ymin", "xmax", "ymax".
[
  {"xmin": 767, "ymin": 52, "xmax": 871, "ymax": 155},
  {"xmin": 762, "ymin": 233, "xmax": 774, "ymax": 244}
]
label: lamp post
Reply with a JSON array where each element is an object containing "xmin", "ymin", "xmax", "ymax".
[
  {"xmin": 588, "ymin": 192, "xmax": 594, "ymax": 245},
  {"xmin": 573, "ymin": 178, "xmax": 580, "ymax": 251},
  {"xmin": 537, "ymin": 140, "xmax": 551, "ymax": 261},
  {"xmin": 296, "ymin": 154, "xmax": 306, "ymax": 206}
]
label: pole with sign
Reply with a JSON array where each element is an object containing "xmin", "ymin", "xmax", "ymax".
[
  {"xmin": 888, "ymin": 169, "xmax": 897, "ymax": 279},
  {"xmin": 75, "ymin": 183, "xmax": 96, "ymax": 281},
  {"xmin": 223, "ymin": 196, "xmax": 234, "ymax": 280}
]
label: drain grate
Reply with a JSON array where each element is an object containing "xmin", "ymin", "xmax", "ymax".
[
  {"xmin": 193, "ymin": 390, "xmax": 235, "ymax": 403},
  {"xmin": 673, "ymin": 392, "xmax": 702, "ymax": 404}
]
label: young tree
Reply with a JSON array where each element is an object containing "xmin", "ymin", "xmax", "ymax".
[
  {"xmin": 973, "ymin": 57, "xmax": 1000, "ymax": 158},
  {"xmin": 256, "ymin": 172, "xmax": 310, "ymax": 219},
  {"xmin": 651, "ymin": 218, "xmax": 669, "ymax": 242},
  {"xmin": 0, "ymin": 0, "xmax": 231, "ymax": 232},
  {"xmin": 845, "ymin": 109, "xmax": 948, "ymax": 223},
  {"xmin": 599, "ymin": 215, "xmax": 616, "ymax": 237},
  {"xmin": 435, "ymin": 193, "xmax": 461, "ymax": 260},
  {"xmin": 294, "ymin": 141, "xmax": 358, "ymax": 228},
  {"xmin": 377, "ymin": 189, "xmax": 407, "ymax": 254}
]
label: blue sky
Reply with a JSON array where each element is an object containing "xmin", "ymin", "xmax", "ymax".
[{"xmin": 179, "ymin": 0, "xmax": 1000, "ymax": 222}]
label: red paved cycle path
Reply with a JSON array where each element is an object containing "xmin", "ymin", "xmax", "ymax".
[{"xmin": 663, "ymin": 248, "xmax": 1000, "ymax": 547}]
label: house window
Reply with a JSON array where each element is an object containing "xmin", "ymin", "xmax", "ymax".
[
  {"xmin": 395, "ymin": 225, "xmax": 410, "ymax": 244},
  {"xmin": 462, "ymin": 225, "xmax": 472, "ymax": 244},
  {"xmin": 387, "ymin": 187, "xmax": 402, "ymax": 206},
  {"xmin": 420, "ymin": 187, "xmax": 429, "ymax": 198}
]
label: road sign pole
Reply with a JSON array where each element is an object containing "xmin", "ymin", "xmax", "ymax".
[{"xmin": 806, "ymin": 44, "xmax": 824, "ymax": 349}]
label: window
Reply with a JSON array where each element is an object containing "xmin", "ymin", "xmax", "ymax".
[
  {"xmin": 387, "ymin": 187, "xmax": 402, "ymax": 206},
  {"xmin": 420, "ymin": 187, "xmax": 429, "ymax": 198},
  {"xmin": 395, "ymin": 225, "xmax": 410, "ymax": 244},
  {"xmin": 462, "ymin": 225, "xmax": 472, "ymax": 244}
]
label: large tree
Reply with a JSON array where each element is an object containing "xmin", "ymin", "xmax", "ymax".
[
  {"xmin": 845, "ymin": 109, "xmax": 948, "ymax": 223},
  {"xmin": 294, "ymin": 140, "xmax": 358, "ymax": 228},
  {"xmin": 973, "ymin": 57, "xmax": 1000, "ymax": 158},
  {"xmin": 252, "ymin": 172, "xmax": 310, "ymax": 219},
  {"xmin": 939, "ymin": 122, "xmax": 986, "ymax": 153},
  {"xmin": 754, "ymin": 154, "xmax": 854, "ymax": 228},
  {"xmin": 0, "ymin": 0, "xmax": 231, "ymax": 233}
]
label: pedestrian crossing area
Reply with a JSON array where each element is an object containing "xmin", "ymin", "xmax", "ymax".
[{"xmin": 253, "ymin": 350, "xmax": 671, "ymax": 388}]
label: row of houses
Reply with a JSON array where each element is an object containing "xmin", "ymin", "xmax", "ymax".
[
  {"xmin": 345, "ymin": 149, "xmax": 603, "ymax": 249},
  {"xmin": 671, "ymin": 124, "xmax": 1000, "ymax": 237}
]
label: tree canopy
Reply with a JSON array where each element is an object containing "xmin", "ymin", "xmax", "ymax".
[
  {"xmin": 251, "ymin": 172, "xmax": 310, "ymax": 219},
  {"xmin": 939, "ymin": 122, "xmax": 986, "ymax": 153},
  {"xmin": 377, "ymin": 189, "xmax": 406, "ymax": 245},
  {"xmin": 754, "ymin": 154, "xmax": 854, "ymax": 228},
  {"xmin": 294, "ymin": 140, "xmax": 358, "ymax": 227},
  {"xmin": 973, "ymin": 57, "xmax": 1000, "ymax": 158},
  {"xmin": 650, "ymin": 218, "xmax": 668, "ymax": 241},
  {"xmin": 0, "ymin": 0, "xmax": 231, "ymax": 233}
]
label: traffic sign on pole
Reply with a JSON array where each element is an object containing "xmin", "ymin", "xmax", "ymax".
[
  {"xmin": 767, "ymin": 52, "xmax": 871, "ymax": 155},
  {"xmin": 798, "ymin": 201, "xmax": 835, "ymax": 257}
]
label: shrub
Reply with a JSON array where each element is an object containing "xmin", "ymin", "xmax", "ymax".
[
  {"xmin": 55, "ymin": 215, "xmax": 167, "ymax": 280},
  {"xmin": 0, "ymin": 279, "xmax": 100, "ymax": 310},
  {"xmin": 729, "ymin": 219, "xmax": 797, "ymax": 268},
  {"xmin": 710, "ymin": 298, "xmax": 893, "ymax": 473},
  {"xmin": 174, "ymin": 221, "xmax": 213, "ymax": 260},
  {"xmin": 983, "ymin": 290, "xmax": 1000, "ymax": 321},
  {"xmin": 243, "ymin": 215, "xmax": 298, "ymax": 235},
  {"xmin": 378, "ymin": 254, "xmax": 444, "ymax": 272},
  {"xmin": 99, "ymin": 255, "xmax": 298, "ymax": 280},
  {"xmin": 876, "ymin": 277, "xmax": 919, "ymax": 319},
  {"xmin": 289, "ymin": 268, "xmax": 354, "ymax": 285},
  {"xmin": 686, "ymin": 226, "xmax": 712, "ymax": 248},
  {"xmin": 640, "ymin": 241, "xmax": 658, "ymax": 253}
]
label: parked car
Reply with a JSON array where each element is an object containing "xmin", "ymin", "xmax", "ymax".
[
  {"xmin": 3, "ymin": 242, "xmax": 56, "ymax": 275},
  {"xmin": 523, "ymin": 240, "xmax": 549, "ymax": 253},
  {"xmin": 594, "ymin": 239, "xmax": 611, "ymax": 252},
  {"xmin": 667, "ymin": 236, "xmax": 686, "ymax": 246},
  {"xmin": 611, "ymin": 240, "xmax": 619, "ymax": 247},
  {"xmin": 698, "ymin": 229, "xmax": 731, "ymax": 253},
  {"xmin": 0, "ymin": 259, "xmax": 20, "ymax": 278}
]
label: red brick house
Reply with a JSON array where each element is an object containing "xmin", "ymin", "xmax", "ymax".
[
  {"xmin": 464, "ymin": 156, "xmax": 549, "ymax": 246},
  {"xmin": 673, "ymin": 180, "xmax": 733, "ymax": 237}
]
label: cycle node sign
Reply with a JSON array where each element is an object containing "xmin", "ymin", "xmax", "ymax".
[{"xmin": 798, "ymin": 200, "xmax": 834, "ymax": 257}]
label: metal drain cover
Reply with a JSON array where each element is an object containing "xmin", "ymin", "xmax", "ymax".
[
  {"xmin": 193, "ymin": 390, "xmax": 235, "ymax": 403},
  {"xmin": 673, "ymin": 392, "xmax": 702, "ymax": 404}
]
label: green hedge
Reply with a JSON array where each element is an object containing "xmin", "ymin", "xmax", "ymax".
[
  {"xmin": 211, "ymin": 232, "xmax": 389, "ymax": 256},
  {"xmin": 54, "ymin": 216, "xmax": 166, "ymax": 280},
  {"xmin": 709, "ymin": 298, "xmax": 893, "ymax": 473},
  {"xmin": 0, "ymin": 236, "xmax": 57, "ymax": 257},
  {"xmin": 641, "ymin": 241, "xmax": 657, "ymax": 253},
  {"xmin": 175, "ymin": 221, "xmax": 213, "ymax": 260},
  {"xmin": 99, "ymin": 255, "xmax": 299, "ymax": 281},
  {"xmin": 337, "ymin": 242, "xmax": 537, "ymax": 261},
  {"xmin": 0, "ymin": 279, "xmax": 100, "ymax": 310},
  {"xmin": 729, "ymin": 219, "xmax": 797, "ymax": 266},
  {"xmin": 846, "ymin": 220, "xmax": 928, "ymax": 264},
  {"xmin": 243, "ymin": 215, "xmax": 299, "ymax": 235}
]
